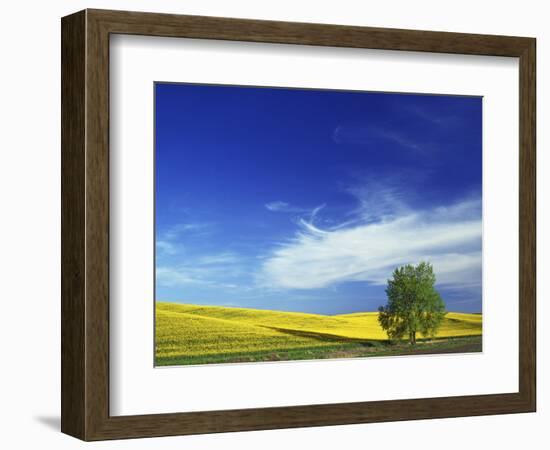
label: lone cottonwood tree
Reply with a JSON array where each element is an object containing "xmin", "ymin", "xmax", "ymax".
[{"xmin": 378, "ymin": 262, "xmax": 446, "ymax": 344}]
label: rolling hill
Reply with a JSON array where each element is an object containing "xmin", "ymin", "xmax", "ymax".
[{"xmin": 155, "ymin": 302, "xmax": 482, "ymax": 366}]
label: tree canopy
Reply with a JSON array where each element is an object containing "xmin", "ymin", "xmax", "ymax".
[{"xmin": 378, "ymin": 262, "xmax": 446, "ymax": 344}]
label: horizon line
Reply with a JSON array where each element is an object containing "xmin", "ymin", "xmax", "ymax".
[{"xmin": 155, "ymin": 300, "xmax": 482, "ymax": 316}]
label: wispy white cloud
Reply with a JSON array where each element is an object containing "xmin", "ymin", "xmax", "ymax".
[
  {"xmin": 265, "ymin": 201, "xmax": 327, "ymax": 221},
  {"xmin": 333, "ymin": 123, "xmax": 424, "ymax": 152},
  {"xmin": 156, "ymin": 240, "xmax": 178, "ymax": 255},
  {"xmin": 197, "ymin": 252, "xmax": 240, "ymax": 265},
  {"xmin": 346, "ymin": 180, "xmax": 409, "ymax": 223},
  {"xmin": 258, "ymin": 186, "xmax": 481, "ymax": 291},
  {"xmin": 156, "ymin": 266, "xmax": 200, "ymax": 286},
  {"xmin": 156, "ymin": 220, "xmax": 250, "ymax": 291},
  {"xmin": 162, "ymin": 222, "xmax": 211, "ymax": 240},
  {"xmin": 265, "ymin": 201, "xmax": 312, "ymax": 213},
  {"xmin": 156, "ymin": 222, "xmax": 212, "ymax": 256},
  {"xmin": 156, "ymin": 252, "xmax": 243, "ymax": 288},
  {"xmin": 403, "ymin": 103, "xmax": 463, "ymax": 127},
  {"xmin": 379, "ymin": 129, "xmax": 422, "ymax": 151},
  {"xmin": 265, "ymin": 201, "xmax": 292, "ymax": 212}
]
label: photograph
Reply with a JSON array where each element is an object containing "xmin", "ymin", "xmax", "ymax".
[{"xmin": 154, "ymin": 83, "xmax": 483, "ymax": 367}]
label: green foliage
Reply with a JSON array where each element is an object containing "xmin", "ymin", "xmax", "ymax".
[
  {"xmin": 378, "ymin": 262, "xmax": 446, "ymax": 344},
  {"xmin": 156, "ymin": 300, "xmax": 480, "ymax": 365}
]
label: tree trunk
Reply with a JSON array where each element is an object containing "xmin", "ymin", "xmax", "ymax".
[{"xmin": 410, "ymin": 331, "xmax": 416, "ymax": 345}]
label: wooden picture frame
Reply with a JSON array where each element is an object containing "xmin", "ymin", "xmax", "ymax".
[{"xmin": 61, "ymin": 9, "xmax": 536, "ymax": 441}]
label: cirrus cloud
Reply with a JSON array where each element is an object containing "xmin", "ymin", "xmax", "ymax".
[{"xmin": 258, "ymin": 193, "xmax": 481, "ymax": 291}]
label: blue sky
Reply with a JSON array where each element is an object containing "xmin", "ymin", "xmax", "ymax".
[{"xmin": 155, "ymin": 83, "xmax": 482, "ymax": 314}]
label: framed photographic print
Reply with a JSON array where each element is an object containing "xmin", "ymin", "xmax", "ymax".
[
  {"xmin": 61, "ymin": 9, "xmax": 536, "ymax": 441},
  {"xmin": 153, "ymin": 83, "xmax": 484, "ymax": 366}
]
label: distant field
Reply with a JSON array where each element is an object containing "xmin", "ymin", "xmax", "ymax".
[{"xmin": 155, "ymin": 302, "xmax": 482, "ymax": 366}]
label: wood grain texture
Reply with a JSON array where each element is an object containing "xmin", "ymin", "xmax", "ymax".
[
  {"xmin": 518, "ymin": 39, "xmax": 536, "ymax": 409},
  {"xmin": 89, "ymin": 8, "xmax": 532, "ymax": 56},
  {"xmin": 61, "ymin": 8, "xmax": 536, "ymax": 441},
  {"xmin": 60, "ymin": 10, "xmax": 86, "ymax": 439},
  {"xmin": 85, "ymin": 10, "xmax": 111, "ymax": 439}
]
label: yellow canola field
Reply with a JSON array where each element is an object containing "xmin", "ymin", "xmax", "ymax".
[{"xmin": 156, "ymin": 302, "xmax": 482, "ymax": 361}]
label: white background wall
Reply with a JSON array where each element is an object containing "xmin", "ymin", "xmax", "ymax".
[{"xmin": 0, "ymin": 1, "xmax": 546, "ymax": 448}]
